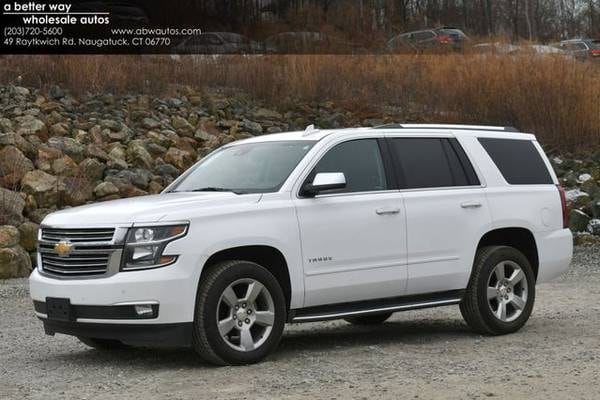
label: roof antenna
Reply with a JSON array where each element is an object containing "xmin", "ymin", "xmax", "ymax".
[{"xmin": 303, "ymin": 124, "xmax": 319, "ymax": 136}]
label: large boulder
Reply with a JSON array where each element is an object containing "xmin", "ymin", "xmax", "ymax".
[
  {"xmin": 172, "ymin": 116, "xmax": 195, "ymax": 137},
  {"xmin": 79, "ymin": 158, "xmax": 106, "ymax": 182},
  {"xmin": 35, "ymin": 146, "xmax": 64, "ymax": 172},
  {"xmin": 0, "ymin": 244, "xmax": 32, "ymax": 278},
  {"xmin": 141, "ymin": 118, "xmax": 160, "ymax": 130},
  {"xmin": 0, "ymin": 188, "xmax": 25, "ymax": 226},
  {"xmin": 21, "ymin": 170, "xmax": 62, "ymax": 208},
  {"xmin": 94, "ymin": 181, "xmax": 119, "ymax": 198},
  {"xmin": 252, "ymin": 108, "xmax": 282, "ymax": 120},
  {"xmin": 85, "ymin": 144, "xmax": 110, "ymax": 161},
  {"xmin": 47, "ymin": 137, "xmax": 85, "ymax": 162},
  {"xmin": 0, "ymin": 225, "xmax": 20, "ymax": 248},
  {"xmin": 0, "ymin": 117, "xmax": 13, "ymax": 132},
  {"xmin": 587, "ymin": 219, "xmax": 600, "ymax": 236},
  {"xmin": 164, "ymin": 147, "xmax": 194, "ymax": 171},
  {"xmin": 18, "ymin": 221, "xmax": 39, "ymax": 251},
  {"xmin": 15, "ymin": 115, "xmax": 48, "ymax": 139},
  {"xmin": 0, "ymin": 145, "xmax": 34, "ymax": 188},
  {"xmin": 569, "ymin": 209, "xmax": 591, "ymax": 232},
  {"xmin": 127, "ymin": 140, "xmax": 153, "ymax": 169},
  {"xmin": 62, "ymin": 177, "xmax": 94, "ymax": 206},
  {"xmin": 241, "ymin": 119, "xmax": 263, "ymax": 135},
  {"xmin": 49, "ymin": 122, "xmax": 69, "ymax": 137},
  {"xmin": 154, "ymin": 163, "xmax": 180, "ymax": 180},
  {"xmin": 0, "ymin": 224, "xmax": 32, "ymax": 277},
  {"xmin": 52, "ymin": 156, "xmax": 80, "ymax": 177}
]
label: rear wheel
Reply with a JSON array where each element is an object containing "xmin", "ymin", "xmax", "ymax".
[
  {"xmin": 192, "ymin": 260, "xmax": 286, "ymax": 365},
  {"xmin": 345, "ymin": 312, "xmax": 392, "ymax": 325},
  {"xmin": 77, "ymin": 337, "xmax": 129, "ymax": 350},
  {"xmin": 460, "ymin": 246, "xmax": 536, "ymax": 335}
]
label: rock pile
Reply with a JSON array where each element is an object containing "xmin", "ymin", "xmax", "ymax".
[
  {"xmin": 0, "ymin": 84, "xmax": 598, "ymax": 278},
  {"xmin": 551, "ymin": 156, "xmax": 600, "ymax": 245}
]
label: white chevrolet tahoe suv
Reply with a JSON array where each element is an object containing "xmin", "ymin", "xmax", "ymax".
[{"xmin": 30, "ymin": 124, "xmax": 572, "ymax": 365}]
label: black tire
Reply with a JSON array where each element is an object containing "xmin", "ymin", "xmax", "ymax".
[
  {"xmin": 192, "ymin": 260, "xmax": 286, "ymax": 365},
  {"xmin": 77, "ymin": 337, "xmax": 129, "ymax": 350},
  {"xmin": 460, "ymin": 246, "xmax": 536, "ymax": 335},
  {"xmin": 345, "ymin": 312, "xmax": 392, "ymax": 325}
]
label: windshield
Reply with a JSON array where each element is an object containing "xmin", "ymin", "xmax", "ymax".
[{"xmin": 170, "ymin": 141, "xmax": 314, "ymax": 194}]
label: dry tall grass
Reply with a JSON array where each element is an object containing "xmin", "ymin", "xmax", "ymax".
[{"xmin": 1, "ymin": 54, "xmax": 598, "ymax": 151}]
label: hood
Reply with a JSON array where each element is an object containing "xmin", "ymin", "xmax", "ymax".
[{"xmin": 42, "ymin": 192, "xmax": 263, "ymax": 226}]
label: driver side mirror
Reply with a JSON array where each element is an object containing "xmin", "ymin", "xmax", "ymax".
[{"xmin": 302, "ymin": 172, "xmax": 346, "ymax": 197}]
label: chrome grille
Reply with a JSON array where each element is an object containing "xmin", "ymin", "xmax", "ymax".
[
  {"xmin": 41, "ymin": 228, "xmax": 115, "ymax": 243},
  {"xmin": 39, "ymin": 227, "xmax": 118, "ymax": 277}
]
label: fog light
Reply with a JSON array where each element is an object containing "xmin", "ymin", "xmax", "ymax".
[{"xmin": 134, "ymin": 304, "xmax": 154, "ymax": 317}]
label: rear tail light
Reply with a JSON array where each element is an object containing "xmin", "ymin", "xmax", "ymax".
[
  {"xmin": 437, "ymin": 35, "xmax": 451, "ymax": 44},
  {"xmin": 557, "ymin": 185, "xmax": 569, "ymax": 229},
  {"xmin": 591, "ymin": 49, "xmax": 600, "ymax": 57}
]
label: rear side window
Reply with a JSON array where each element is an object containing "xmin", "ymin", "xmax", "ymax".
[
  {"xmin": 388, "ymin": 138, "xmax": 479, "ymax": 189},
  {"xmin": 478, "ymin": 138, "xmax": 553, "ymax": 184},
  {"xmin": 308, "ymin": 139, "xmax": 387, "ymax": 194}
]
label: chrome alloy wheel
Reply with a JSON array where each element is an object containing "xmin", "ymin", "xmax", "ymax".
[
  {"xmin": 487, "ymin": 260, "xmax": 528, "ymax": 323},
  {"xmin": 217, "ymin": 278, "xmax": 275, "ymax": 352}
]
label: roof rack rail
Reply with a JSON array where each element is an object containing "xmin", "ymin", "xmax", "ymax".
[{"xmin": 373, "ymin": 124, "xmax": 519, "ymax": 132}]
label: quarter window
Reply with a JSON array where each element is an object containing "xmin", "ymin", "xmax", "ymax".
[
  {"xmin": 478, "ymin": 138, "xmax": 553, "ymax": 184},
  {"xmin": 307, "ymin": 139, "xmax": 387, "ymax": 194},
  {"xmin": 389, "ymin": 138, "xmax": 479, "ymax": 189}
]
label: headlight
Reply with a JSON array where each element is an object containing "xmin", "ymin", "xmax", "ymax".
[{"xmin": 121, "ymin": 224, "xmax": 188, "ymax": 271}]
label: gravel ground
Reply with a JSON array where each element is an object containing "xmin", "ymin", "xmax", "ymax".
[{"xmin": 1, "ymin": 246, "xmax": 599, "ymax": 400}]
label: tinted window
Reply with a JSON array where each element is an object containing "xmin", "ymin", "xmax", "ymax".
[
  {"xmin": 415, "ymin": 31, "xmax": 435, "ymax": 41},
  {"xmin": 478, "ymin": 138, "xmax": 553, "ymax": 184},
  {"xmin": 308, "ymin": 139, "xmax": 387, "ymax": 194},
  {"xmin": 389, "ymin": 138, "xmax": 477, "ymax": 189}
]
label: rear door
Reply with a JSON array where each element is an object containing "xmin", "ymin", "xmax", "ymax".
[{"xmin": 386, "ymin": 135, "xmax": 492, "ymax": 295}]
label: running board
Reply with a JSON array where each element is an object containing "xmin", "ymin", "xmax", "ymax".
[{"xmin": 290, "ymin": 289, "xmax": 464, "ymax": 323}]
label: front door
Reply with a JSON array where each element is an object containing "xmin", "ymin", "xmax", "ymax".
[{"xmin": 294, "ymin": 138, "xmax": 408, "ymax": 307}]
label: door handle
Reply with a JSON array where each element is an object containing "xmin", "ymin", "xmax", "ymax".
[
  {"xmin": 461, "ymin": 201, "xmax": 482, "ymax": 209},
  {"xmin": 376, "ymin": 208, "xmax": 401, "ymax": 215}
]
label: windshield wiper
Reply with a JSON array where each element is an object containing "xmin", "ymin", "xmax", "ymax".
[{"xmin": 188, "ymin": 187, "xmax": 247, "ymax": 195}]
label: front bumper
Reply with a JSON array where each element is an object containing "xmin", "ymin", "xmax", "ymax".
[{"xmin": 29, "ymin": 253, "xmax": 207, "ymax": 326}]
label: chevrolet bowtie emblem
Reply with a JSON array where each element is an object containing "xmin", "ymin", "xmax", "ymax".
[{"xmin": 54, "ymin": 240, "xmax": 73, "ymax": 257}]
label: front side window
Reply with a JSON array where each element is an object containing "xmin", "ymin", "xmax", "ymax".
[
  {"xmin": 307, "ymin": 139, "xmax": 387, "ymax": 194},
  {"xmin": 171, "ymin": 141, "xmax": 314, "ymax": 194}
]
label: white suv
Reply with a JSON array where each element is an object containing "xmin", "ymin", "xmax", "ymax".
[{"xmin": 30, "ymin": 124, "xmax": 572, "ymax": 365}]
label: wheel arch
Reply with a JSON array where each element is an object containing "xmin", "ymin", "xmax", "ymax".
[
  {"xmin": 475, "ymin": 227, "xmax": 539, "ymax": 280},
  {"xmin": 201, "ymin": 245, "xmax": 292, "ymax": 310}
]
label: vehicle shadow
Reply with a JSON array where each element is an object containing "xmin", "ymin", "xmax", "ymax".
[
  {"xmin": 277, "ymin": 318, "xmax": 472, "ymax": 354},
  {"xmin": 47, "ymin": 317, "xmax": 474, "ymax": 368}
]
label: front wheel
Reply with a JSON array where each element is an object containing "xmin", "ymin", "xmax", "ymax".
[
  {"xmin": 460, "ymin": 246, "xmax": 536, "ymax": 335},
  {"xmin": 192, "ymin": 260, "xmax": 286, "ymax": 365}
]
